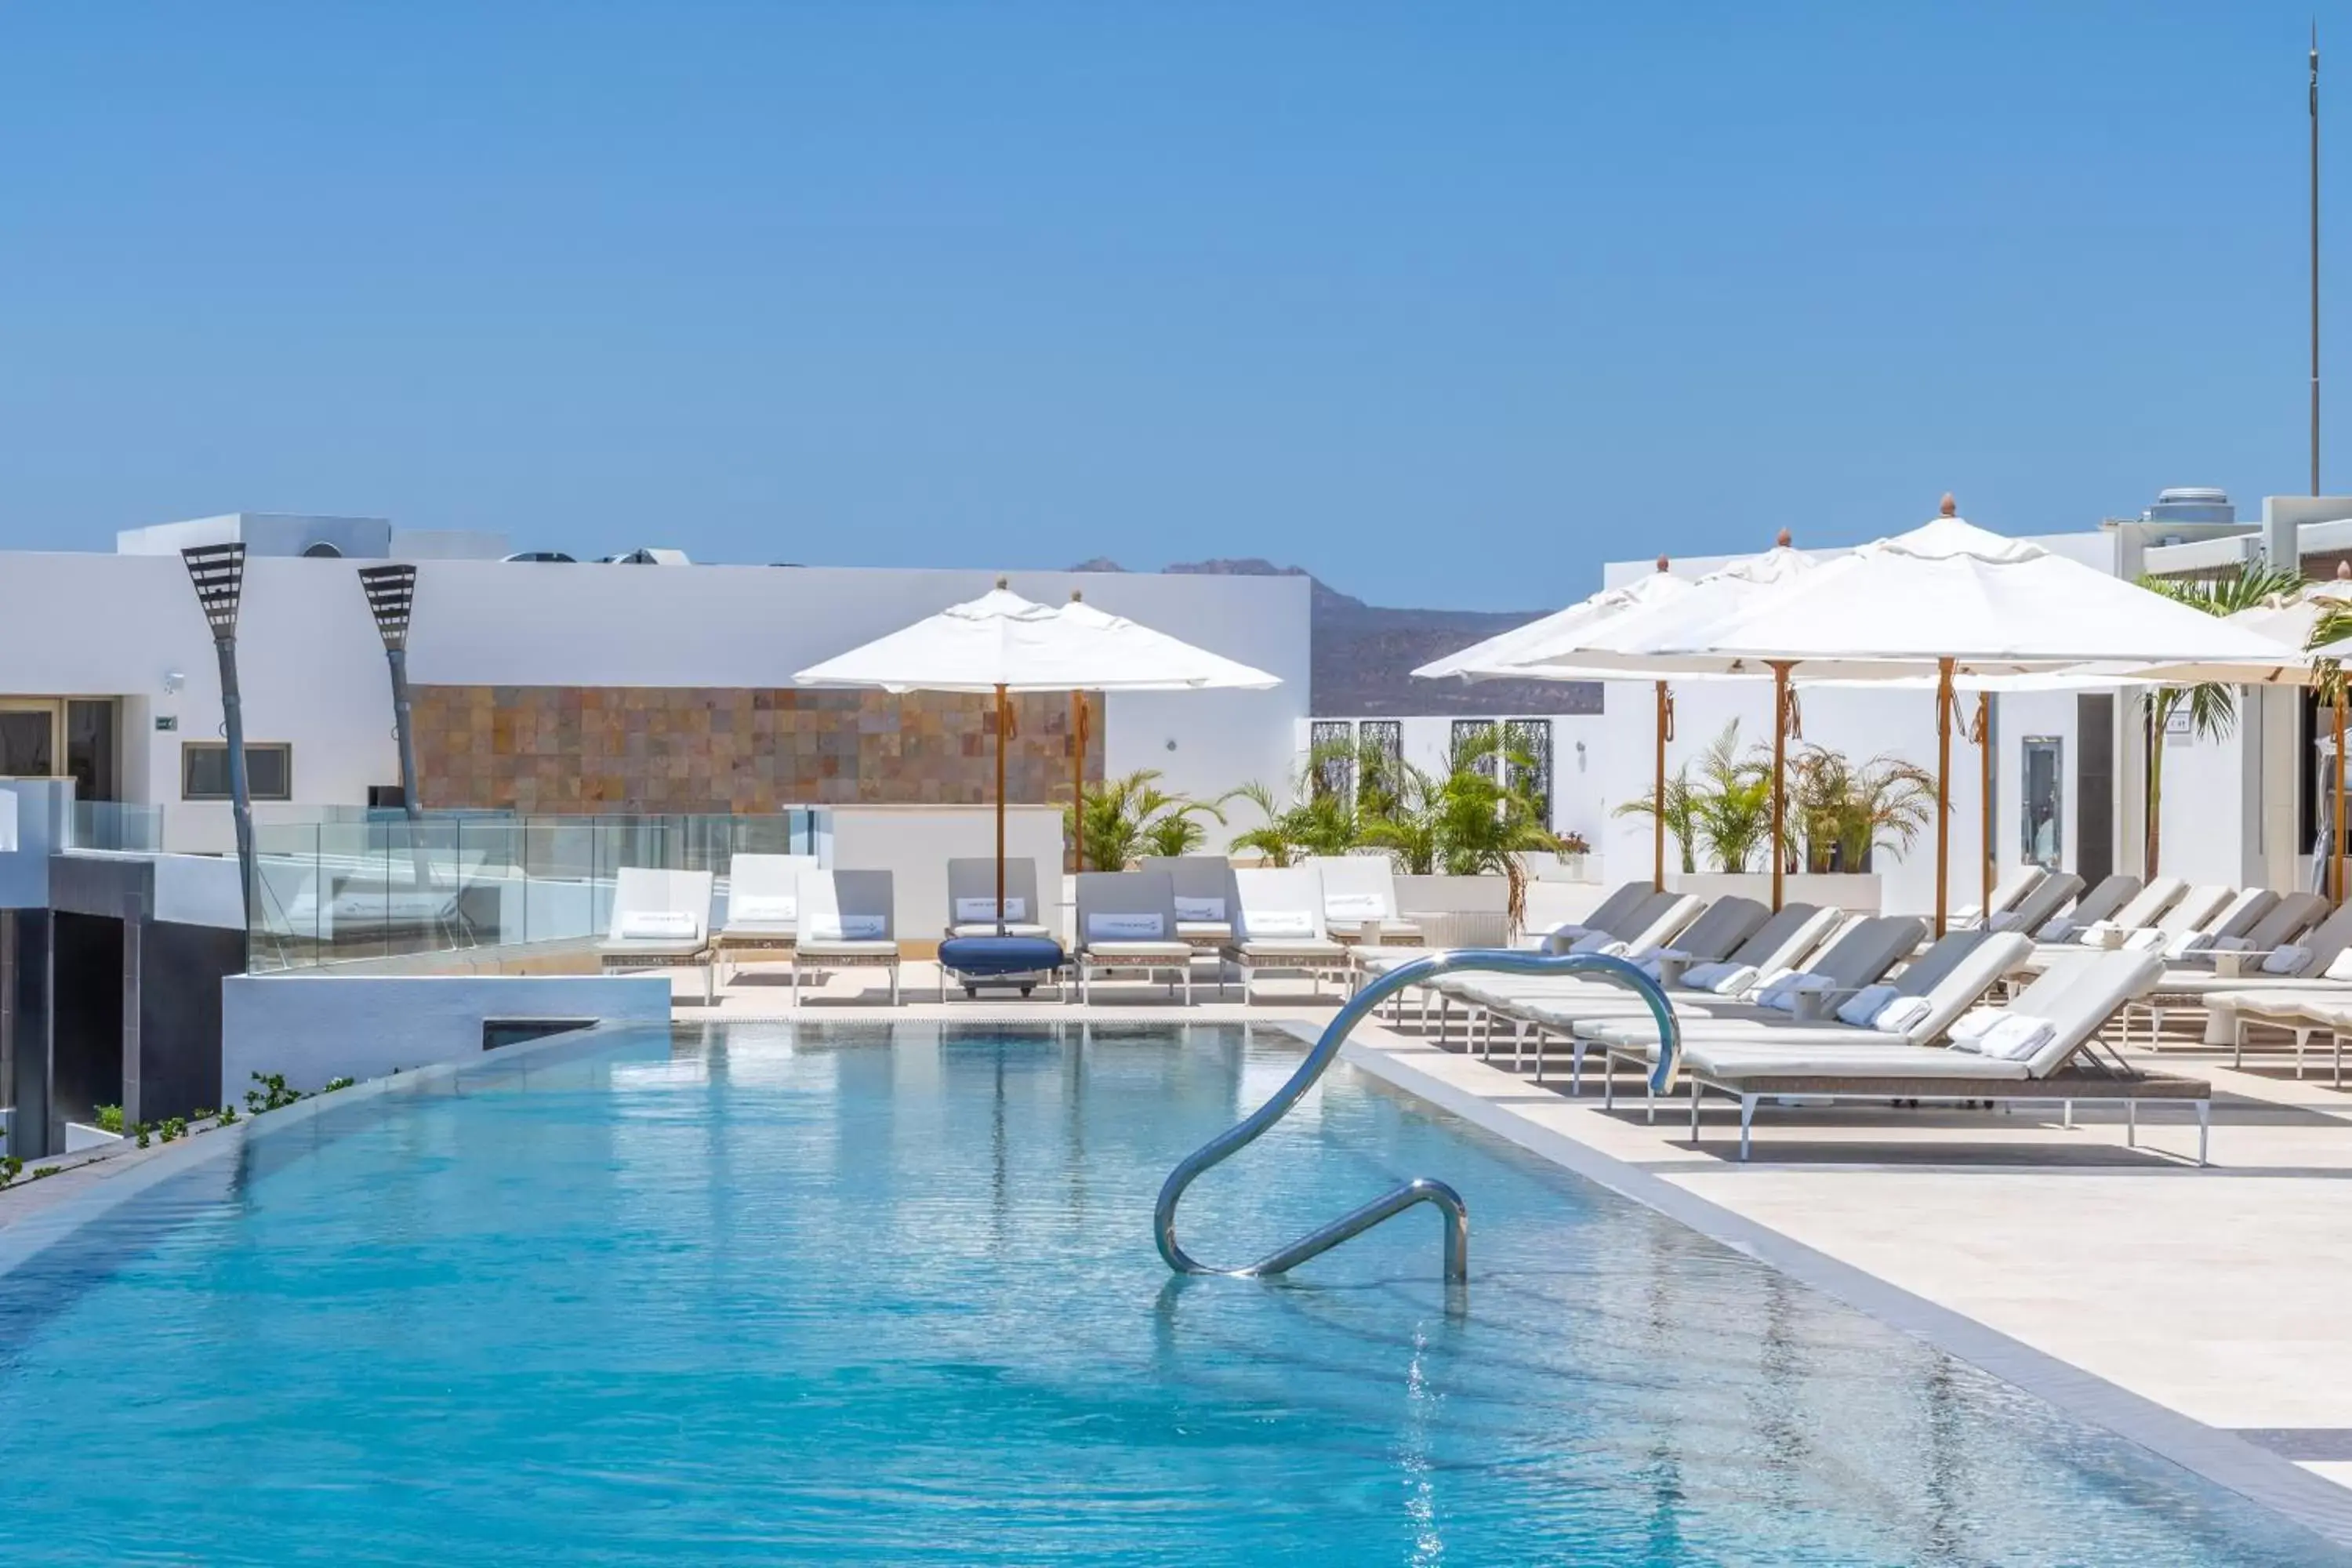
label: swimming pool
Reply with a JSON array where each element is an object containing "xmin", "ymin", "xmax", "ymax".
[{"xmin": 0, "ymin": 1021, "xmax": 2340, "ymax": 1565}]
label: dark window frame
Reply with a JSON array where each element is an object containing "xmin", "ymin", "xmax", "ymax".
[{"xmin": 181, "ymin": 742, "xmax": 294, "ymax": 802}]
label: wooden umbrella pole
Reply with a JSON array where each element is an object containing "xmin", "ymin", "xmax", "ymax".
[
  {"xmin": 1769, "ymin": 662, "xmax": 1792, "ymax": 913},
  {"xmin": 2336, "ymin": 688, "xmax": 2348, "ymax": 906},
  {"xmin": 1933, "ymin": 658, "xmax": 1955, "ymax": 938},
  {"xmin": 1653, "ymin": 680, "xmax": 1670, "ymax": 891},
  {"xmin": 995, "ymin": 683, "xmax": 1009, "ymax": 931},
  {"xmin": 1071, "ymin": 690, "xmax": 1085, "ymax": 874},
  {"xmin": 1976, "ymin": 691, "xmax": 1993, "ymax": 923}
]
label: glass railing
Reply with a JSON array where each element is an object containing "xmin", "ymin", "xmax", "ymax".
[
  {"xmin": 67, "ymin": 801, "xmax": 165, "ymax": 853},
  {"xmin": 249, "ymin": 811, "xmax": 828, "ymax": 971}
]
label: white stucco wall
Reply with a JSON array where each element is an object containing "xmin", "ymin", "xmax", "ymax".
[{"xmin": 221, "ymin": 973, "xmax": 673, "ymax": 1097}]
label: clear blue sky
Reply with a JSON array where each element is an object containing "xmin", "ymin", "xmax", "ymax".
[{"xmin": 0, "ymin": 3, "xmax": 2334, "ymax": 608}]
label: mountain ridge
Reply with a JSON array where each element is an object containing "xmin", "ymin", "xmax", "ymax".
[{"xmin": 1067, "ymin": 557, "xmax": 1599, "ymax": 717}]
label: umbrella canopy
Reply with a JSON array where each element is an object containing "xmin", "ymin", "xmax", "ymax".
[
  {"xmin": 1640, "ymin": 514, "xmax": 2300, "ymax": 673},
  {"xmin": 1414, "ymin": 562, "xmax": 1697, "ymax": 683},
  {"xmin": 795, "ymin": 585, "xmax": 1281, "ymax": 695},
  {"xmin": 795, "ymin": 583, "xmax": 1280, "ymax": 913},
  {"xmin": 1620, "ymin": 507, "xmax": 2314, "ymax": 930}
]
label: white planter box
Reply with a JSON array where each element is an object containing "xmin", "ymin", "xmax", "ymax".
[
  {"xmin": 1394, "ymin": 873, "xmax": 1510, "ymax": 914},
  {"xmin": 1668, "ymin": 872, "xmax": 1882, "ymax": 914}
]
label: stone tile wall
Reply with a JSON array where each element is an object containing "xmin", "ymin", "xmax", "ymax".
[{"xmin": 413, "ymin": 686, "xmax": 1103, "ymax": 814}]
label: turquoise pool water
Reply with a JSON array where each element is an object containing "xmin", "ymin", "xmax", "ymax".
[{"xmin": 0, "ymin": 1022, "xmax": 2339, "ymax": 1565}]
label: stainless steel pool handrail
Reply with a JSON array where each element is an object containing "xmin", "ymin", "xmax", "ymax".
[{"xmin": 1154, "ymin": 949, "xmax": 1682, "ymax": 1282}]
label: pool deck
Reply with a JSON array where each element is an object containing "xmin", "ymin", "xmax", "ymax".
[{"xmin": 679, "ymin": 957, "xmax": 2352, "ymax": 1528}]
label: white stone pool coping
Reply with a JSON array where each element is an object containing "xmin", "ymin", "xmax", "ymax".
[{"xmin": 1323, "ymin": 1020, "xmax": 2352, "ymax": 1552}]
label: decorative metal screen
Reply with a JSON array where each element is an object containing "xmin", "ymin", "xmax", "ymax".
[
  {"xmin": 1450, "ymin": 720, "xmax": 1500, "ymax": 779},
  {"xmin": 1504, "ymin": 718, "xmax": 1553, "ymax": 825},
  {"xmin": 1309, "ymin": 720, "xmax": 1355, "ymax": 801}
]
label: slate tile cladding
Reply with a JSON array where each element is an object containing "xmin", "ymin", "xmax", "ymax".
[{"xmin": 414, "ymin": 686, "xmax": 1105, "ymax": 813}]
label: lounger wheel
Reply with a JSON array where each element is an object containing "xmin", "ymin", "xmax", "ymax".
[
  {"xmin": 964, "ymin": 984, "xmax": 978, "ymax": 999},
  {"xmin": 1019, "ymin": 983, "xmax": 1034, "ymax": 997}
]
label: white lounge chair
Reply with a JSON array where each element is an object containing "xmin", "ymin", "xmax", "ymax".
[
  {"xmin": 789, "ymin": 869, "xmax": 902, "ymax": 1004},
  {"xmin": 1954, "ymin": 865, "xmax": 2043, "ymax": 928},
  {"xmin": 1987, "ymin": 870, "xmax": 2083, "ymax": 935},
  {"xmin": 1537, "ymin": 880, "xmax": 1660, "ymax": 947},
  {"xmin": 1548, "ymin": 892, "xmax": 1705, "ymax": 958},
  {"xmin": 1638, "ymin": 949, "xmax": 2208, "ymax": 1163},
  {"xmin": 713, "ymin": 852, "xmax": 821, "ymax": 981},
  {"xmin": 2036, "ymin": 876, "xmax": 2181, "ymax": 951},
  {"xmin": 1073, "ymin": 870, "xmax": 1196, "ymax": 1004},
  {"xmin": 2135, "ymin": 902, "xmax": 2352, "ymax": 1044},
  {"xmin": 1223, "ymin": 866, "xmax": 1351, "ymax": 1002},
  {"xmin": 1308, "ymin": 855, "xmax": 1422, "ymax": 945},
  {"xmin": 945, "ymin": 857, "xmax": 1054, "ymax": 938},
  {"xmin": 1143, "ymin": 855, "xmax": 1235, "ymax": 948},
  {"xmin": 598, "ymin": 867, "xmax": 716, "ymax": 1004},
  {"xmin": 2032, "ymin": 873, "xmax": 2143, "ymax": 942},
  {"xmin": 2211, "ymin": 989, "xmax": 2352, "ymax": 1086}
]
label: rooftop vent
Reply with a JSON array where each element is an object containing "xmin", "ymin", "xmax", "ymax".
[{"xmin": 2142, "ymin": 487, "xmax": 2236, "ymax": 525}]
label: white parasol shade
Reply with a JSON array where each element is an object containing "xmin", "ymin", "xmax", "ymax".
[
  {"xmin": 795, "ymin": 583, "xmax": 1279, "ymax": 913},
  {"xmin": 796, "ymin": 586, "xmax": 1281, "ymax": 694},
  {"xmin": 1414, "ymin": 563, "xmax": 1696, "ymax": 683},
  {"xmin": 1638, "ymin": 515, "xmax": 2302, "ymax": 673}
]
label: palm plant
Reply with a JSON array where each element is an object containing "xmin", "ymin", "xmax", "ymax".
[
  {"xmin": 1686, "ymin": 721, "xmax": 1773, "ymax": 873},
  {"xmin": 1065, "ymin": 769, "xmax": 1225, "ymax": 870},
  {"xmin": 2136, "ymin": 561, "xmax": 2305, "ymax": 877},
  {"xmin": 1611, "ymin": 764, "xmax": 1700, "ymax": 874},
  {"xmin": 1398, "ymin": 727, "xmax": 1563, "ymax": 928},
  {"xmin": 1355, "ymin": 758, "xmax": 1449, "ymax": 874},
  {"xmin": 1785, "ymin": 742, "xmax": 1936, "ymax": 872}
]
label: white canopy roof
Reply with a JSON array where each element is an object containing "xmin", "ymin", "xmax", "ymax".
[
  {"xmin": 1627, "ymin": 514, "xmax": 2303, "ymax": 676},
  {"xmin": 793, "ymin": 586, "xmax": 1282, "ymax": 694},
  {"xmin": 1414, "ymin": 564, "xmax": 1695, "ymax": 683},
  {"xmin": 1509, "ymin": 543, "xmax": 1853, "ymax": 678}
]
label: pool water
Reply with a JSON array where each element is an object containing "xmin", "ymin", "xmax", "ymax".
[{"xmin": 0, "ymin": 1022, "xmax": 2339, "ymax": 1566}]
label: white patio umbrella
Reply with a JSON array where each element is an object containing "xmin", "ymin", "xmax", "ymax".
[
  {"xmin": 1414, "ymin": 558, "xmax": 1698, "ymax": 891},
  {"xmin": 1628, "ymin": 499, "xmax": 2310, "ymax": 931},
  {"xmin": 795, "ymin": 581, "xmax": 1280, "ymax": 923},
  {"xmin": 1494, "ymin": 535, "xmax": 1844, "ymax": 911}
]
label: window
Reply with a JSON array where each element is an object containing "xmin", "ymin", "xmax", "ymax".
[
  {"xmin": 1356, "ymin": 720, "xmax": 1403, "ymax": 809},
  {"xmin": 1450, "ymin": 720, "xmax": 1500, "ymax": 780},
  {"xmin": 2020, "ymin": 736, "xmax": 2063, "ymax": 869},
  {"xmin": 1504, "ymin": 718, "xmax": 1553, "ymax": 825},
  {"xmin": 183, "ymin": 742, "xmax": 293, "ymax": 801},
  {"xmin": 1308, "ymin": 720, "xmax": 1354, "ymax": 801}
]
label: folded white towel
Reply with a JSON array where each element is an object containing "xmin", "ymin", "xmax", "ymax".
[
  {"xmin": 2325, "ymin": 948, "xmax": 2352, "ymax": 982},
  {"xmin": 2121, "ymin": 927, "xmax": 2165, "ymax": 952},
  {"xmin": 2078, "ymin": 920, "xmax": 2128, "ymax": 949},
  {"xmin": 2214, "ymin": 935, "xmax": 2252, "ymax": 951},
  {"xmin": 1871, "ymin": 995, "xmax": 1935, "ymax": 1033},
  {"xmin": 2264, "ymin": 943, "xmax": 2313, "ymax": 976},
  {"xmin": 1975, "ymin": 1013, "xmax": 2056, "ymax": 1062},
  {"xmin": 2036, "ymin": 916, "xmax": 2078, "ymax": 942},
  {"xmin": 2161, "ymin": 930, "xmax": 2215, "ymax": 960},
  {"xmin": 1987, "ymin": 909, "xmax": 2027, "ymax": 932},
  {"xmin": 1569, "ymin": 931, "xmax": 1620, "ymax": 955},
  {"xmin": 1244, "ymin": 910, "xmax": 1319, "ymax": 938},
  {"xmin": 1836, "ymin": 982, "xmax": 1902, "ymax": 1029},
  {"xmin": 1174, "ymin": 896, "xmax": 1227, "ymax": 923},
  {"xmin": 1948, "ymin": 1007, "xmax": 2005, "ymax": 1044},
  {"xmin": 1679, "ymin": 960, "xmax": 1748, "ymax": 993},
  {"xmin": 1087, "ymin": 912, "xmax": 1165, "ymax": 940}
]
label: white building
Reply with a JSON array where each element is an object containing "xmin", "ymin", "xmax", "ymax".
[{"xmin": 0, "ymin": 512, "xmax": 1312, "ymax": 853}]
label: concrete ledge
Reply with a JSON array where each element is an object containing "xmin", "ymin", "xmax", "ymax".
[{"xmin": 222, "ymin": 971, "xmax": 671, "ymax": 1095}]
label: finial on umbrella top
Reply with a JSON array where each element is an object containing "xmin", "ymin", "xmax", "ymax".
[
  {"xmin": 1775, "ymin": 528, "xmax": 1793, "ymax": 548},
  {"xmin": 1654, "ymin": 554, "xmax": 1670, "ymax": 572},
  {"xmin": 1940, "ymin": 492, "xmax": 1958, "ymax": 517}
]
